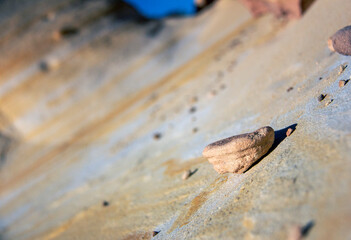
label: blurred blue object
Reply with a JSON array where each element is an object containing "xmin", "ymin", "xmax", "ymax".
[{"xmin": 123, "ymin": 0, "xmax": 197, "ymax": 19}]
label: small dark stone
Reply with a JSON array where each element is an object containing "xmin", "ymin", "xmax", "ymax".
[
  {"xmin": 152, "ymin": 231, "xmax": 160, "ymax": 236},
  {"xmin": 102, "ymin": 201, "xmax": 109, "ymax": 207},
  {"xmin": 189, "ymin": 106, "xmax": 197, "ymax": 114},
  {"xmin": 153, "ymin": 132, "xmax": 162, "ymax": 140},
  {"xmin": 60, "ymin": 26, "xmax": 79, "ymax": 37},
  {"xmin": 192, "ymin": 127, "xmax": 198, "ymax": 133},
  {"xmin": 287, "ymin": 87, "xmax": 293, "ymax": 92}
]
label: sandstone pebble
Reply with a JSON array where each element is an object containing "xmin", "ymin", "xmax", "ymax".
[
  {"xmin": 203, "ymin": 126, "xmax": 275, "ymax": 174},
  {"xmin": 328, "ymin": 26, "xmax": 351, "ymax": 56}
]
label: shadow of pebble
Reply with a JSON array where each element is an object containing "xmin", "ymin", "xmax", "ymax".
[
  {"xmin": 0, "ymin": 132, "xmax": 16, "ymax": 168},
  {"xmin": 301, "ymin": 220, "xmax": 315, "ymax": 237},
  {"xmin": 245, "ymin": 123, "xmax": 298, "ymax": 172}
]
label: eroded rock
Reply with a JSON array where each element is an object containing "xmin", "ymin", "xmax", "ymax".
[
  {"xmin": 328, "ymin": 26, "xmax": 351, "ymax": 56},
  {"xmin": 203, "ymin": 126, "xmax": 275, "ymax": 174}
]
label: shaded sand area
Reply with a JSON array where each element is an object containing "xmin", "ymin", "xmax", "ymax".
[{"xmin": 0, "ymin": 0, "xmax": 351, "ymax": 239}]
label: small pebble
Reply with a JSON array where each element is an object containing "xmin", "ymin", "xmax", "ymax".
[
  {"xmin": 152, "ymin": 231, "xmax": 160, "ymax": 237},
  {"xmin": 288, "ymin": 225, "xmax": 302, "ymax": 240},
  {"xmin": 339, "ymin": 79, "xmax": 348, "ymax": 87},
  {"xmin": 317, "ymin": 94, "xmax": 326, "ymax": 102},
  {"xmin": 189, "ymin": 106, "xmax": 197, "ymax": 114},
  {"xmin": 102, "ymin": 201, "xmax": 109, "ymax": 207},
  {"xmin": 51, "ymin": 31, "xmax": 62, "ymax": 41},
  {"xmin": 325, "ymin": 99, "xmax": 333, "ymax": 106},
  {"xmin": 153, "ymin": 132, "xmax": 162, "ymax": 140},
  {"xmin": 39, "ymin": 58, "xmax": 60, "ymax": 72},
  {"xmin": 287, "ymin": 87, "xmax": 293, "ymax": 92},
  {"xmin": 286, "ymin": 128, "xmax": 293, "ymax": 136},
  {"xmin": 328, "ymin": 25, "xmax": 351, "ymax": 56},
  {"xmin": 44, "ymin": 12, "xmax": 55, "ymax": 21},
  {"xmin": 182, "ymin": 170, "xmax": 191, "ymax": 180},
  {"xmin": 338, "ymin": 63, "xmax": 348, "ymax": 75},
  {"xmin": 60, "ymin": 26, "xmax": 79, "ymax": 37},
  {"xmin": 191, "ymin": 96, "xmax": 198, "ymax": 103},
  {"xmin": 220, "ymin": 84, "xmax": 226, "ymax": 90},
  {"xmin": 192, "ymin": 127, "xmax": 198, "ymax": 133},
  {"xmin": 207, "ymin": 90, "xmax": 217, "ymax": 99}
]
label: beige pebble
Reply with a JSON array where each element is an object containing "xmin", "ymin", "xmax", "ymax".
[
  {"xmin": 286, "ymin": 128, "xmax": 293, "ymax": 136},
  {"xmin": 45, "ymin": 12, "xmax": 55, "ymax": 21},
  {"xmin": 338, "ymin": 63, "xmax": 348, "ymax": 75},
  {"xmin": 39, "ymin": 58, "xmax": 60, "ymax": 72},
  {"xmin": 339, "ymin": 79, "xmax": 348, "ymax": 87},
  {"xmin": 288, "ymin": 225, "xmax": 302, "ymax": 240},
  {"xmin": 52, "ymin": 31, "xmax": 62, "ymax": 41},
  {"xmin": 207, "ymin": 90, "xmax": 217, "ymax": 99},
  {"xmin": 182, "ymin": 170, "xmax": 191, "ymax": 180},
  {"xmin": 203, "ymin": 126, "xmax": 275, "ymax": 174},
  {"xmin": 325, "ymin": 99, "xmax": 333, "ymax": 106}
]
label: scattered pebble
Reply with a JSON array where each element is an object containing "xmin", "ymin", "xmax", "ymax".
[
  {"xmin": 207, "ymin": 90, "xmax": 217, "ymax": 99},
  {"xmin": 192, "ymin": 127, "xmax": 198, "ymax": 133},
  {"xmin": 203, "ymin": 126, "xmax": 275, "ymax": 174},
  {"xmin": 153, "ymin": 132, "xmax": 162, "ymax": 140},
  {"xmin": 317, "ymin": 94, "xmax": 326, "ymax": 102},
  {"xmin": 182, "ymin": 170, "xmax": 191, "ymax": 180},
  {"xmin": 325, "ymin": 99, "xmax": 333, "ymax": 106},
  {"xmin": 152, "ymin": 231, "xmax": 160, "ymax": 237},
  {"xmin": 191, "ymin": 96, "xmax": 198, "ymax": 103},
  {"xmin": 39, "ymin": 58, "xmax": 60, "ymax": 72},
  {"xmin": 189, "ymin": 106, "xmax": 197, "ymax": 114},
  {"xmin": 102, "ymin": 201, "xmax": 109, "ymax": 207},
  {"xmin": 319, "ymin": 77, "xmax": 323, "ymax": 80},
  {"xmin": 339, "ymin": 79, "xmax": 349, "ymax": 87},
  {"xmin": 45, "ymin": 12, "xmax": 55, "ymax": 21},
  {"xmin": 51, "ymin": 31, "xmax": 62, "ymax": 41},
  {"xmin": 338, "ymin": 63, "xmax": 348, "ymax": 75},
  {"xmin": 288, "ymin": 225, "xmax": 302, "ymax": 240},
  {"xmin": 328, "ymin": 25, "xmax": 351, "ymax": 56},
  {"xmin": 217, "ymin": 71, "xmax": 224, "ymax": 79},
  {"xmin": 220, "ymin": 84, "xmax": 226, "ymax": 90},
  {"xmin": 60, "ymin": 26, "xmax": 80, "ymax": 37},
  {"xmin": 287, "ymin": 87, "xmax": 293, "ymax": 92},
  {"xmin": 42, "ymin": 12, "xmax": 55, "ymax": 22},
  {"xmin": 286, "ymin": 128, "xmax": 294, "ymax": 136}
]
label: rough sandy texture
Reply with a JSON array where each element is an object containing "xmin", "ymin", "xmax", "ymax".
[{"xmin": 0, "ymin": 0, "xmax": 350, "ymax": 239}]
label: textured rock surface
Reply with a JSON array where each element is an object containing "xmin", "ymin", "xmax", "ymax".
[
  {"xmin": 203, "ymin": 126, "xmax": 275, "ymax": 173},
  {"xmin": 0, "ymin": 0, "xmax": 350, "ymax": 240}
]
